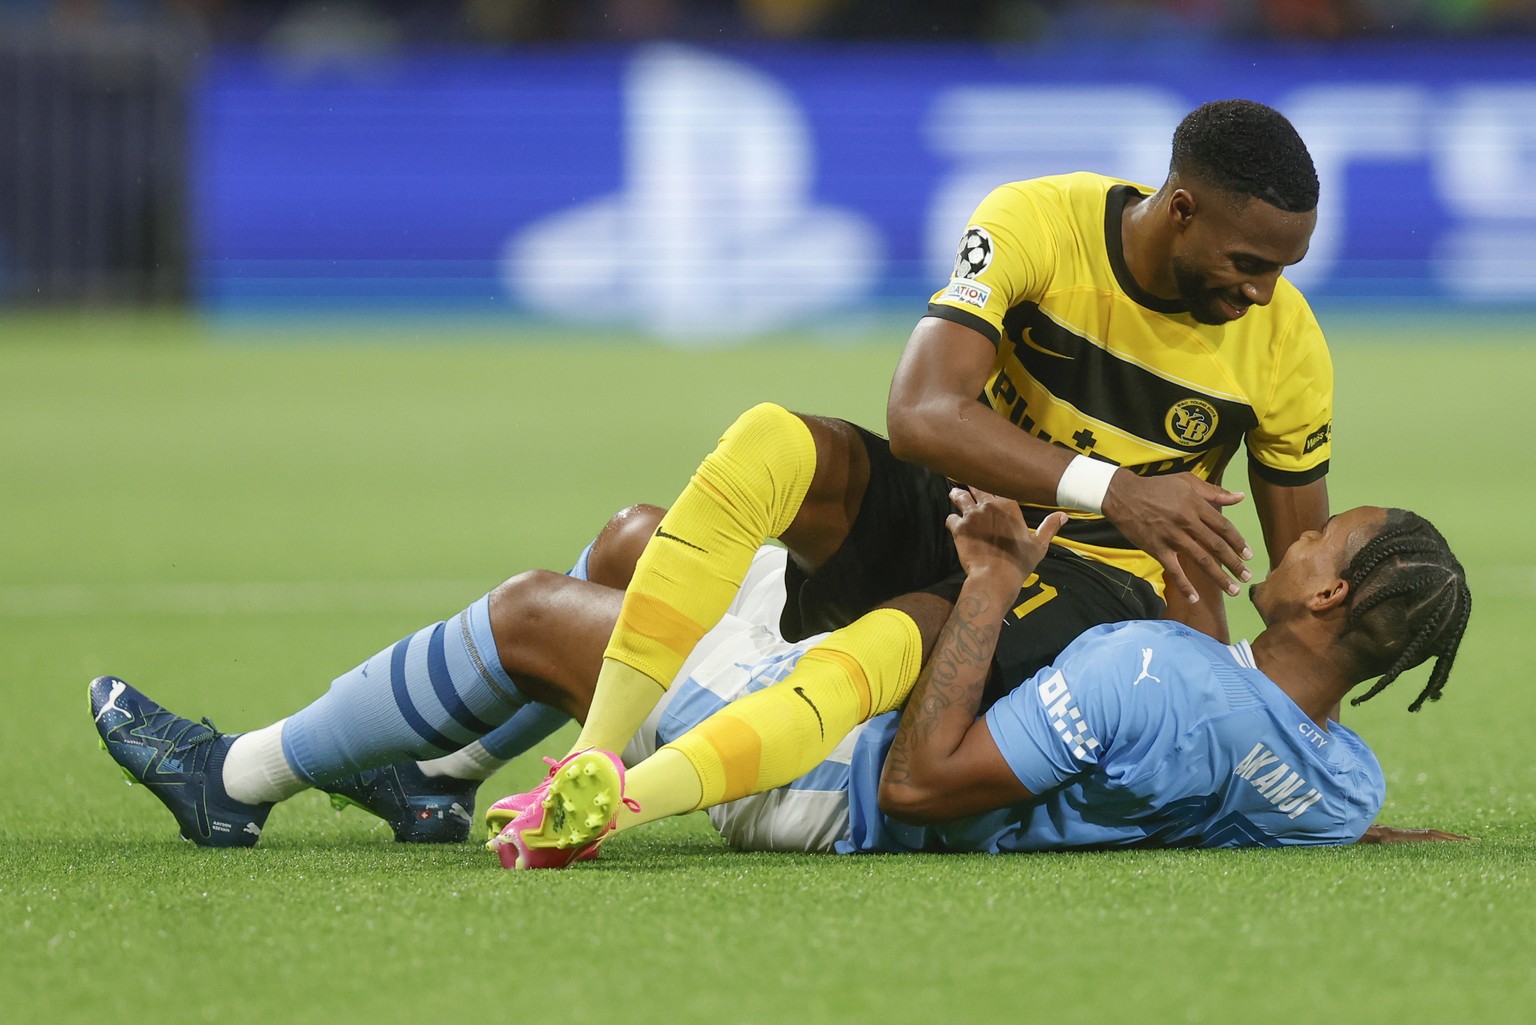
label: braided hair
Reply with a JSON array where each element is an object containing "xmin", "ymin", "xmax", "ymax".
[
  {"xmin": 1342, "ymin": 509, "xmax": 1472, "ymax": 712},
  {"xmin": 1170, "ymin": 99, "xmax": 1320, "ymax": 213}
]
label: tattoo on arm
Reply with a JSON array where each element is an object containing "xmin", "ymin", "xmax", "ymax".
[{"xmin": 885, "ymin": 589, "xmax": 1003, "ymax": 789}]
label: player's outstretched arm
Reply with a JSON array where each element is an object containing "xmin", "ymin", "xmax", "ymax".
[
  {"xmin": 888, "ymin": 317, "xmax": 1252, "ymax": 606},
  {"xmin": 1355, "ymin": 824, "xmax": 1472, "ymax": 844},
  {"xmin": 878, "ymin": 491, "xmax": 1066, "ymax": 824}
]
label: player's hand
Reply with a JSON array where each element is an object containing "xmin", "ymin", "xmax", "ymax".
[
  {"xmin": 1100, "ymin": 471, "xmax": 1251, "ymax": 604},
  {"xmin": 947, "ymin": 486, "xmax": 1068, "ymax": 585},
  {"xmin": 1355, "ymin": 823, "xmax": 1474, "ymax": 844}
]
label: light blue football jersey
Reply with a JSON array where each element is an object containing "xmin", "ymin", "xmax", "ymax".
[{"xmin": 838, "ymin": 621, "xmax": 1384, "ymax": 853}]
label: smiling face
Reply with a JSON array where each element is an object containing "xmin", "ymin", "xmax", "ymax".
[
  {"xmin": 1250, "ymin": 506, "xmax": 1389, "ymax": 625},
  {"xmin": 1167, "ymin": 187, "xmax": 1316, "ymax": 326}
]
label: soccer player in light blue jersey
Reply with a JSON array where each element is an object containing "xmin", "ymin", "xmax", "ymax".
[
  {"xmin": 848, "ymin": 499, "xmax": 1451, "ymax": 851},
  {"xmin": 484, "ymin": 490, "xmax": 1470, "ymax": 864}
]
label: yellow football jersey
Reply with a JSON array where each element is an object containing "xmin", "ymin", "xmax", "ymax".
[{"xmin": 928, "ymin": 172, "xmax": 1333, "ymax": 591}]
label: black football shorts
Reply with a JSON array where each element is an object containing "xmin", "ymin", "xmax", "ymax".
[{"xmin": 779, "ymin": 422, "xmax": 1163, "ymax": 709}]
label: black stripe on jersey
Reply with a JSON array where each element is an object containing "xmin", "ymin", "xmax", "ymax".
[
  {"xmin": 999, "ymin": 303, "xmax": 1259, "ymax": 452},
  {"xmin": 1023, "ymin": 505, "xmax": 1136, "ymax": 549},
  {"xmin": 925, "ymin": 303, "xmax": 1001, "ymax": 346},
  {"xmin": 1104, "ymin": 185, "xmax": 1188, "ymax": 315},
  {"xmin": 1249, "ymin": 458, "xmax": 1329, "ymax": 487}
]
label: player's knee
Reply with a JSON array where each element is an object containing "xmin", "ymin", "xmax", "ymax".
[
  {"xmin": 803, "ymin": 608, "xmax": 924, "ymax": 717},
  {"xmin": 709, "ymin": 403, "xmax": 814, "ymax": 476},
  {"xmin": 588, "ymin": 504, "xmax": 666, "ymax": 589},
  {"xmin": 731, "ymin": 410, "xmax": 866, "ymax": 566},
  {"xmin": 731, "ymin": 402, "xmax": 800, "ymax": 443},
  {"xmin": 488, "ymin": 569, "xmax": 569, "ymax": 637},
  {"xmin": 698, "ymin": 403, "xmax": 819, "ymax": 537},
  {"xmin": 742, "ymin": 405, "xmax": 859, "ymax": 471}
]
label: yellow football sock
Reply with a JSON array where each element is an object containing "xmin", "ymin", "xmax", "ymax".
[
  {"xmin": 572, "ymin": 403, "xmax": 817, "ymax": 754},
  {"xmin": 612, "ymin": 748, "xmax": 704, "ymax": 832},
  {"xmin": 663, "ymin": 608, "xmax": 924, "ymax": 809},
  {"xmin": 574, "ymin": 661, "xmax": 671, "ymax": 759}
]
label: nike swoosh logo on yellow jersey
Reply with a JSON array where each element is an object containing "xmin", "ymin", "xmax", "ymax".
[{"xmin": 1019, "ymin": 326, "xmax": 1073, "ymax": 360}]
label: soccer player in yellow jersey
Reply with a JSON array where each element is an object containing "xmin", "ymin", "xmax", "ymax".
[
  {"xmin": 895, "ymin": 100, "xmax": 1329, "ymax": 641},
  {"xmin": 491, "ymin": 99, "xmax": 1341, "ymax": 860}
]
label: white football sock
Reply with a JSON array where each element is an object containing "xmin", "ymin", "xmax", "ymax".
[
  {"xmin": 223, "ymin": 720, "xmax": 307, "ymax": 804},
  {"xmin": 417, "ymin": 740, "xmax": 507, "ymax": 782}
]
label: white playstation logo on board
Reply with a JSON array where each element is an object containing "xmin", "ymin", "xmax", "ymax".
[{"xmin": 503, "ymin": 45, "xmax": 881, "ymax": 341}]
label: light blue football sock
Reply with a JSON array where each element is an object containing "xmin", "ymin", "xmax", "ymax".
[
  {"xmin": 281, "ymin": 594, "xmax": 526, "ymax": 785},
  {"xmin": 281, "ymin": 542, "xmax": 595, "ymax": 784},
  {"xmin": 415, "ymin": 700, "xmax": 574, "ymax": 782},
  {"xmin": 475, "ymin": 702, "xmax": 572, "ymax": 760}
]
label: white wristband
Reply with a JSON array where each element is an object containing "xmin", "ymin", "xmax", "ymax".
[{"xmin": 1055, "ymin": 455, "xmax": 1117, "ymax": 515}]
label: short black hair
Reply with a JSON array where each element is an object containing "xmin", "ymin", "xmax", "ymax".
[
  {"xmin": 1342, "ymin": 509, "xmax": 1471, "ymax": 712},
  {"xmin": 1170, "ymin": 99, "xmax": 1319, "ymax": 213}
]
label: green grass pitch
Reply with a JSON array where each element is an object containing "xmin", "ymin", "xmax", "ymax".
[{"xmin": 2, "ymin": 310, "xmax": 1533, "ymax": 1024}]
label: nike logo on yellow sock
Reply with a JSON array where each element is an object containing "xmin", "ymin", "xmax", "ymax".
[
  {"xmin": 793, "ymin": 686, "xmax": 824, "ymax": 739},
  {"xmin": 654, "ymin": 526, "xmax": 708, "ymax": 553}
]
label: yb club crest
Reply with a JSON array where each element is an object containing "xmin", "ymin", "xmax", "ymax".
[{"xmin": 1165, "ymin": 398, "xmax": 1218, "ymax": 447}]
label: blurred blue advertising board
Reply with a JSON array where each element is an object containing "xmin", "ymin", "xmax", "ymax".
[{"xmin": 196, "ymin": 42, "xmax": 1536, "ymax": 339}]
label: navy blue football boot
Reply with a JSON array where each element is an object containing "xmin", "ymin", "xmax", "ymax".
[
  {"xmin": 321, "ymin": 763, "xmax": 477, "ymax": 843},
  {"xmin": 89, "ymin": 676, "xmax": 272, "ymax": 847}
]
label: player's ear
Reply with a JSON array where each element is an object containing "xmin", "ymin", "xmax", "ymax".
[
  {"xmin": 1168, "ymin": 188, "xmax": 1197, "ymax": 229},
  {"xmin": 1308, "ymin": 577, "xmax": 1348, "ymax": 614}
]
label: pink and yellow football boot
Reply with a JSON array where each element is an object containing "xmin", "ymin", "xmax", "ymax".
[{"xmin": 485, "ymin": 748, "xmax": 639, "ymax": 870}]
